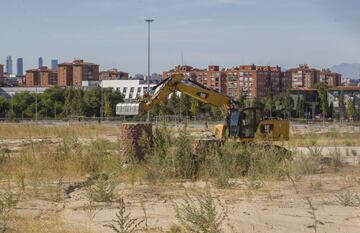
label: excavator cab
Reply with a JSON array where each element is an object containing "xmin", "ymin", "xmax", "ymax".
[{"xmin": 227, "ymin": 108, "xmax": 263, "ymax": 139}]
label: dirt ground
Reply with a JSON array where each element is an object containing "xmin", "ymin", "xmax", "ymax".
[{"xmin": 1, "ymin": 122, "xmax": 360, "ymax": 233}]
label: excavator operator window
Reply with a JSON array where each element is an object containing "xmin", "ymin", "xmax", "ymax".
[
  {"xmin": 239, "ymin": 109, "xmax": 256, "ymax": 138},
  {"xmin": 228, "ymin": 111, "xmax": 241, "ymax": 137}
]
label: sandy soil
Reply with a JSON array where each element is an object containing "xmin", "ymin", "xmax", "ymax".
[
  {"xmin": 1, "ymin": 123, "xmax": 360, "ymax": 233},
  {"xmin": 12, "ymin": 171, "xmax": 360, "ymax": 233}
]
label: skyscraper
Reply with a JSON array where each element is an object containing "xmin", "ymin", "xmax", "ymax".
[
  {"xmin": 51, "ymin": 59, "xmax": 58, "ymax": 71},
  {"xmin": 17, "ymin": 58, "xmax": 24, "ymax": 76},
  {"xmin": 6, "ymin": 56, "xmax": 13, "ymax": 74},
  {"xmin": 38, "ymin": 57, "xmax": 43, "ymax": 68},
  {"xmin": 0, "ymin": 64, "xmax": 4, "ymax": 78}
]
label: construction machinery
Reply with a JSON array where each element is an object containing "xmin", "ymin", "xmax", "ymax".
[{"xmin": 116, "ymin": 73, "xmax": 289, "ymax": 142}]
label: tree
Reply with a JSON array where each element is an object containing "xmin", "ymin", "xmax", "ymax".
[
  {"xmin": 316, "ymin": 83, "xmax": 329, "ymax": 118},
  {"xmin": 0, "ymin": 97, "xmax": 10, "ymax": 118},
  {"xmin": 103, "ymin": 93, "xmax": 112, "ymax": 117},
  {"xmin": 329, "ymin": 101, "xmax": 334, "ymax": 119},
  {"xmin": 167, "ymin": 93, "xmax": 179, "ymax": 115},
  {"xmin": 264, "ymin": 91, "xmax": 275, "ymax": 117},
  {"xmin": 281, "ymin": 92, "xmax": 294, "ymax": 118},
  {"xmin": 190, "ymin": 99, "xmax": 200, "ymax": 116},
  {"xmin": 83, "ymin": 88, "xmax": 100, "ymax": 117},
  {"xmin": 339, "ymin": 92, "xmax": 346, "ymax": 120},
  {"xmin": 39, "ymin": 86, "xmax": 66, "ymax": 118},
  {"xmin": 12, "ymin": 92, "xmax": 35, "ymax": 118},
  {"xmin": 299, "ymin": 99, "xmax": 305, "ymax": 118},
  {"xmin": 296, "ymin": 95, "xmax": 301, "ymax": 118},
  {"xmin": 347, "ymin": 98, "xmax": 356, "ymax": 121},
  {"xmin": 105, "ymin": 88, "xmax": 124, "ymax": 116},
  {"xmin": 238, "ymin": 93, "xmax": 246, "ymax": 108},
  {"xmin": 179, "ymin": 94, "xmax": 191, "ymax": 117}
]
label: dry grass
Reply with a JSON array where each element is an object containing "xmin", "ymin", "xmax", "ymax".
[
  {"xmin": 8, "ymin": 214, "xmax": 93, "ymax": 233},
  {"xmin": 0, "ymin": 123, "xmax": 116, "ymax": 139},
  {"xmin": 0, "ymin": 122, "xmax": 360, "ymax": 232},
  {"xmin": 288, "ymin": 130, "xmax": 360, "ymax": 147}
]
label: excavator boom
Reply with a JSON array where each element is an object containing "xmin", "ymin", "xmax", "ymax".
[{"xmin": 116, "ymin": 73, "xmax": 233, "ymax": 116}]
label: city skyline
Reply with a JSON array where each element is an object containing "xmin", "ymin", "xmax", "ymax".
[{"xmin": 0, "ymin": 0, "xmax": 359, "ymax": 75}]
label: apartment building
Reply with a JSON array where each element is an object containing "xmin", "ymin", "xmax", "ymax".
[
  {"xmin": 25, "ymin": 67, "xmax": 57, "ymax": 87},
  {"xmin": 163, "ymin": 65, "xmax": 227, "ymax": 94},
  {"xmin": 25, "ymin": 69, "xmax": 40, "ymax": 86},
  {"xmin": 163, "ymin": 64, "xmax": 285, "ymax": 99},
  {"xmin": 57, "ymin": 60, "xmax": 99, "ymax": 87},
  {"xmin": 58, "ymin": 63, "xmax": 73, "ymax": 86},
  {"xmin": 319, "ymin": 69, "xmax": 341, "ymax": 87},
  {"xmin": 99, "ymin": 69, "xmax": 129, "ymax": 80},
  {"xmin": 73, "ymin": 60, "xmax": 99, "ymax": 86},
  {"xmin": 286, "ymin": 64, "xmax": 320, "ymax": 88},
  {"xmin": 39, "ymin": 67, "xmax": 57, "ymax": 86}
]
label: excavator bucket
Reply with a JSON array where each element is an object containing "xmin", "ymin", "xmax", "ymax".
[{"xmin": 116, "ymin": 103, "xmax": 142, "ymax": 116}]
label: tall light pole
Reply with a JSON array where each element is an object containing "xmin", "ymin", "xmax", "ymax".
[
  {"xmin": 100, "ymin": 81, "xmax": 104, "ymax": 123},
  {"xmin": 35, "ymin": 86, "xmax": 38, "ymax": 122},
  {"xmin": 145, "ymin": 18, "xmax": 154, "ymax": 122}
]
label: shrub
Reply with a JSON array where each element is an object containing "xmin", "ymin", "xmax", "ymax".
[
  {"xmin": 104, "ymin": 198, "xmax": 144, "ymax": 233},
  {"xmin": 335, "ymin": 191, "xmax": 360, "ymax": 207},
  {"xmin": 173, "ymin": 190, "xmax": 227, "ymax": 233},
  {"xmin": 86, "ymin": 174, "xmax": 115, "ymax": 203}
]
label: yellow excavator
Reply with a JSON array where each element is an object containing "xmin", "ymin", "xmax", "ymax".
[{"xmin": 116, "ymin": 73, "xmax": 289, "ymax": 142}]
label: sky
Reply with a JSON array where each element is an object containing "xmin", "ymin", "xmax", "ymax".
[{"xmin": 1, "ymin": 0, "xmax": 359, "ymax": 75}]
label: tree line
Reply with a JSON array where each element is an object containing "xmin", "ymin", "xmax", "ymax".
[
  {"xmin": 316, "ymin": 82, "xmax": 359, "ymax": 121},
  {"xmin": 148, "ymin": 91, "xmax": 295, "ymax": 120},
  {"xmin": 0, "ymin": 86, "xmax": 123, "ymax": 120},
  {"xmin": 0, "ymin": 85, "xmax": 358, "ymax": 121}
]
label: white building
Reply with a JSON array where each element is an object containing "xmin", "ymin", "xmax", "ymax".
[{"xmin": 101, "ymin": 80, "xmax": 156, "ymax": 101}]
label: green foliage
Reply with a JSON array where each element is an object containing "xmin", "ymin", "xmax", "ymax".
[
  {"xmin": 238, "ymin": 93, "xmax": 246, "ymax": 108},
  {"xmin": 316, "ymin": 82, "xmax": 329, "ymax": 118},
  {"xmin": 276, "ymin": 92, "xmax": 294, "ymax": 118},
  {"xmin": 173, "ymin": 127, "xmax": 198, "ymax": 179},
  {"xmin": 143, "ymin": 125, "xmax": 198, "ymax": 182},
  {"xmin": 104, "ymin": 198, "xmax": 144, "ymax": 233},
  {"xmin": 338, "ymin": 92, "xmax": 346, "ymax": 120},
  {"xmin": 190, "ymin": 98, "xmax": 200, "ymax": 116},
  {"xmin": 0, "ymin": 97, "xmax": 9, "ymax": 118},
  {"xmin": 173, "ymin": 191, "xmax": 227, "ymax": 233},
  {"xmin": 86, "ymin": 174, "xmax": 115, "ymax": 203},
  {"xmin": 329, "ymin": 101, "xmax": 334, "ymax": 118},
  {"xmin": 347, "ymin": 99, "xmax": 356, "ymax": 121},
  {"xmin": 0, "ymin": 86, "xmax": 123, "ymax": 119}
]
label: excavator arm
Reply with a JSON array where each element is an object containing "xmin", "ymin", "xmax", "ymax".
[{"xmin": 116, "ymin": 73, "xmax": 233, "ymax": 115}]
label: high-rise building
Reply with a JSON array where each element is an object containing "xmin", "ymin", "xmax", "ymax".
[
  {"xmin": 0, "ymin": 64, "xmax": 4, "ymax": 78},
  {"xmin": 51, "ymin": 59, "xmax": 58, "ymax": 71},
  {"xmin": 6, "ymin": 56, "xmax": 13, "ymax": 74},
  {"xmin": 38, "ymin": 57, "xmax": 43, "ymax": 68},
  {"xmin": 17, "ymin": 58, "xmax": 24, "ymax": 76}
]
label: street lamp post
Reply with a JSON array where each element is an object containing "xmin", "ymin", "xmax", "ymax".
[
  {"xmin": 100, "ymin": 82, "xmax": 104, "ymax": 123},
  {"xmin": 35, "ymin": 86, "xmax": 38, "ymax": 122},
  {"xmin": 145, "ymin": 18, "xmax": 154, "ymax": 122}
]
